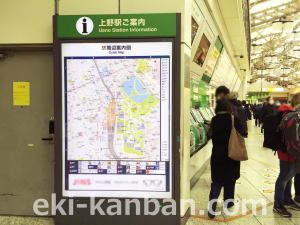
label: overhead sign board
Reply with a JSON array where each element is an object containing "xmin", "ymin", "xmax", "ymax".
[
  {"xmin": 57, "ymin": 14, "xmax": 177, "ymax": 38},
  {"xmin": 262, "ymin": 87, "xmax": 284, "ymax": 92}
]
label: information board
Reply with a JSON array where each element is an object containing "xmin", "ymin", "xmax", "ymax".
[
  {"xmin": 201, "ymin": 37, "xmax": 223, "ymax": 83},
  {"xmin": 13, "ymin": 82, "xmax": 30, "ymax": 106},
  {"xmin": 210, "ymin": 49, "xmax": 231, "ymax": 88},
  {"xmin": 62, "ymin": 42, "xmax": 172, "ymax": 198},
  {"xmin": 201, "ymin": 46, "xmax": 220, "ymax": 83}
]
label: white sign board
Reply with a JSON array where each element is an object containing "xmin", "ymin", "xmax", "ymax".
[{"xmin": 61, "ymin": 42, "xmax": 173, "ymax": 198}]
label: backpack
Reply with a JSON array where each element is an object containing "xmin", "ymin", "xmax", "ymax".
[
  {"xmin": 280, "ymin": 111, "xmax": 300, "ymax": 156},
  {"xmin": 263, "ymin": 112, "xmax": 285, "ymax": 151}
]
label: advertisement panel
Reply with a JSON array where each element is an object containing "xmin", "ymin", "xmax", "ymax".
[
  {"xmin": 193, "ymin": 34, "xmax": 211, "ymax": 67},
  {"xmin": 61, "ymin": 42, "xmax": 173, "ymax": 198},
  {"xmin": 201, "ymin": 37, "xmax": 222, "ymax": 83}
]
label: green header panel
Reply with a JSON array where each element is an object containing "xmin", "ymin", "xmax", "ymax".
[
  {"xmin": 57, "ymin": 14, "xmax": 177, "ymax": 38},
  {"xmin": 215, "ymin": 37, "xmax": 223, "ymax": 53},
  {"xmin": 190, "ymin": 78, "xmax": 209, "ymax": 108}
]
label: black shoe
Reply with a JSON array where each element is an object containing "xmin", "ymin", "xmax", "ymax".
[
  {"xmin": 225, "ymin": 202, "xmax": 235, "ymax": 209},
  {"xmin": 284, "ymin": 200, "xmax": 300, "ymax": 211},
  {"xmin": 224, "ymin": 199, "xmax": 237, "ymax": 209},
  {"xmin": 295, "ymin": 196, "xmax": 300, "ymax": 205},
  {"xmin": 273, "ymin": 204, "xmax": 292, "ymax": 217},
  {"xmin": 208, "ymin": 202, "xmax": 217, "ymax": 219}
]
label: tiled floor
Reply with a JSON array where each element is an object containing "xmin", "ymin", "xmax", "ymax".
[
  {"xmin": 1, "ymin": 121, "xmax": 298, "ymax": 225},
  {"xmin": 187, "ymin": 121, "xmax": 299, "ymax": 225}
]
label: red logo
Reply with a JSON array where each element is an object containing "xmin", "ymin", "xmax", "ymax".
[{"xmin": 72, "ymin": 179, "xmax": 91, "ymax": 186}]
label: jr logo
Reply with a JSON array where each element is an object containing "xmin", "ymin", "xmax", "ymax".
[{"xmin": 76, "ymin": 17, "xmax": 94, "ymax": 35}]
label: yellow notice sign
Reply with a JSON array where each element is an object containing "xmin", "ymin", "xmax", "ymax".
[{"xmin": 13, "ymin": 82, "xmax": 30, "ymax": 106}]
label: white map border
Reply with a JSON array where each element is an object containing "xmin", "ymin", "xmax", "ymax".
[{"xmin": 61, "ymin": 42, "xmax": 173, "ymax": 198}]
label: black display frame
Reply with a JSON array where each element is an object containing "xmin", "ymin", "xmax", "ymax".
[{"xmin": 53, "ymin": 14, "xmax": 181, "ymax": 225}]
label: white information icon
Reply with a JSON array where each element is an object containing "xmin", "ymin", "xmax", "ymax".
[{"xmin": 76, "ymin": 17, "xmax": 94, "ymax": 35}]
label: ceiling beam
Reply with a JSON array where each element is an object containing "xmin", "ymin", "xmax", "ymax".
[
  {"xmin": 251, "ymin": 0, "xmax": 298, "ymax": 16},
  {"xmin": 250, "ymin": 0, "xmax": 271, "ymax": 8},
  {"xmin": 251, "ymin": 10, "xmax": 299, "ymax": 30}
]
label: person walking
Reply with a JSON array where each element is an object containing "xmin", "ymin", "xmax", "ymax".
[
  {"xmin": 237, "ymin": 100, "xmax": 248, "ymax": 138},
  {"xmin": 208, "ymin": 99, "xmax": 244, "ymax": 218},
  {"xmin": 215, "ymin": 86, "xmax": 238, "ymax": 117},
  {"xmin": 242, "ymin": 101, "xmax": 252, "ymax": 121},
  {"xmin": 253, "ymin": 104, "xmax": 262, "ymax": 127},
  {"xmin": 259, "ymin": 96, "xmax": 277, "ymax": 126},
  {"xmin": 273, "ymin": 103, "xmax": 300, "ymax": 217}
]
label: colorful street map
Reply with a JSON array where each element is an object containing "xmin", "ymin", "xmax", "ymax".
[{"xmin": 66, "ymin": 57, "xmax": 161, "ymax": 161}]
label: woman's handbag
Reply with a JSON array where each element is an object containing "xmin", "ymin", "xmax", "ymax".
[{"xmin": 228, "ymin": 116, "xmax": 248, "ymax": 161}]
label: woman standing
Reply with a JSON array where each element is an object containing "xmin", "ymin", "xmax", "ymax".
[
  {"xmin": 208, "ymin": 99, "xmax": 244, "ymax": 218},
  {"xmin": 237, "ymin": 100, "xmax": 248, "ymax": 138}
]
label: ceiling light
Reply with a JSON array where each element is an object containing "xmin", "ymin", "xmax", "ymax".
[
  {"xmin": 296, "ymin": 71, "xmax": 300, "ymax": 74},
  {"xmin": 281, "ymin": 68, "xmax": 291, "ymax": 74},
  {"xmin": 271, "ymin": 56, "xmax": 277, "ymax": 62},
  {"xmin": 253, "ymin": 45, "xmax": 262, "ymax": 53},
  {"xmin": 272, "ymin": 21, "xmax": 283, "ymax": 33},
  {"xmin": 283, "ymin": 21, "xmax": 294, "ymax": 33},
  {"xmin": 280, "ymin": 76, "xmax": 289, "ymax": 81},
  {"xmin": 264, "ymin": 56, "xmax": 272, "ymax": 62},
  {"xmin": 286, "ymin": 32, "xmax": 294, "ymax": 42},
  {"xmin": 295, "ymin": 32, "xmax": 300, "ymax": 41},
  {"xmin": 275, "ymin": 47, "xmax": 283, "ymax": 53},
  {"xmin": 293, "ymin": 50, "xmax": 300, "ymax": 56}
]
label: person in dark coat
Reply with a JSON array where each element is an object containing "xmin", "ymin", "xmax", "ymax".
[
  {"xmin": 215, "ymin": 86, "xmax": 238, "ymax": 117},
  {"xmin": 237, "ymin": 100, "xmax": 248, "ymax": 137},
  {"xmin": 253, "ymin": 104, "xmax": 262, "ymax": 126},
  {"xmin": 242, "ymin": 101, "xmax": 252, "ymax": 120},
  {"xmin": 208, "ymin": 99, "xmax": 244, "ymax": 218},
  {"xmin": 259, "ymin": 96, "xmax": 277, "ymax": 126}
]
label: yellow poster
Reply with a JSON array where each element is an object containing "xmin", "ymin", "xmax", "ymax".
[
  {"xmin": 211, "ymin": 46, "xmax": 220, "ymax": 60},
  {"xmin": 13, "ymin": 82, "xmax": 30, "ymax": 106}
]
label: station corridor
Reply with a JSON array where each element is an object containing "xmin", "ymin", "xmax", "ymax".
[{"xmin": 187, "ymin": 123, "xmax": 298, "ymax": 225}]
